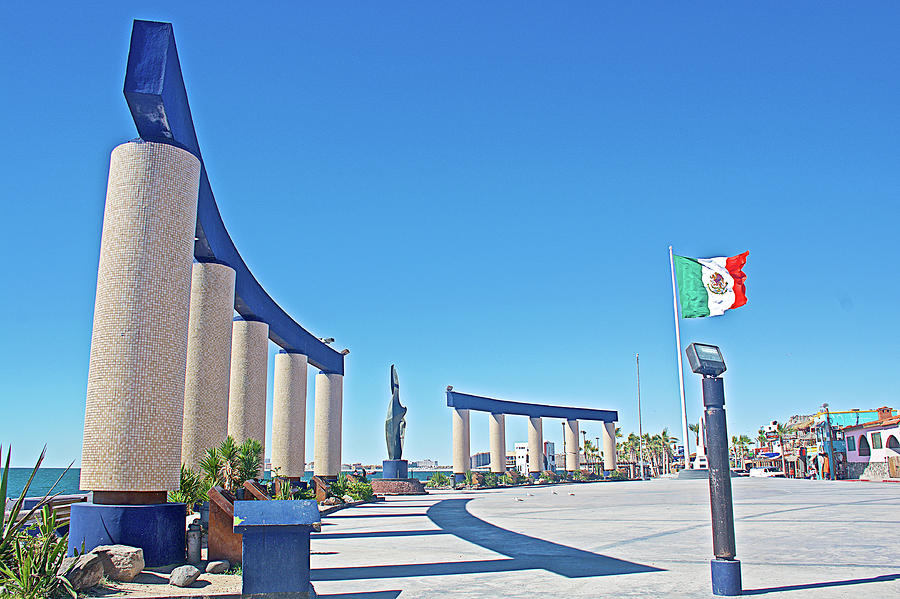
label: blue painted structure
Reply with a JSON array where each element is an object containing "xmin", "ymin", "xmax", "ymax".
[
  {"xmin": 123, "ymin": 20, "xmax": 344, "ymax": 374},
  {"xmin": 710, "ymin": 558, "xmax": 742, "ymax": 596},
  {"xmin": 382, "ymin": 459, "xmax": 408, "ymax": 479},
  {"xmin": 233, "ymin": 499, "xmax": 320, "ymax": 595},
  {"xmin": 68, "ymin": 503, "xmax": 186, "ymax": 566},
  {"xmin": 446, "ymin": 390, "xmax": 617, "ymax": 422}
]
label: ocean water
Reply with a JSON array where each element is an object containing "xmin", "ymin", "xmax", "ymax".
[{"xmin": 6, "ymin": 468, "xmax": 443, "ymax": 498}]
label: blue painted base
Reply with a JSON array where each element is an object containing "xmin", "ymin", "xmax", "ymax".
[
  {"xmin": 68, "ymin": 502, "xmax": 186, "ymax": 566},
  {"xmin": 454, "ymin": 473, "xmax": 466, "ymax": 484},
  {"xmin": 711, "ymin": 558, "xmax": 742, "ymax": 596},
  {"xmin": 382, "ymin": 460, "xmax": 408, "ymax": 479},
  {"xmin": 530, "ymin": 472, "xmax": 540, "ymax": 480}
]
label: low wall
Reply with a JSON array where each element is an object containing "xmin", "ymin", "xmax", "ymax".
[{"xmin": 848, "ymin": 460, "xmax": 888, "ymax": 480}]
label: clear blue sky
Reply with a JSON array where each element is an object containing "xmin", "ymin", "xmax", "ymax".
[{"xmin": 2, "ymin": 3, "xmax": 898, "ymax": 467}]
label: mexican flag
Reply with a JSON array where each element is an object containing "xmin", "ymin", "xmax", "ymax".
[{"xmin": 673, "ymin": 252, "xmax": 749, "ymax": 318}]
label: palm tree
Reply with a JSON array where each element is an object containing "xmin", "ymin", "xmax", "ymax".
[{"xmin": 688, "ymin": 423, "xmax": 701, "ymax": 447}]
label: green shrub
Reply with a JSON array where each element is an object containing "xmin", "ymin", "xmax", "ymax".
[
  {"xmin": 347, "ymin": 479, "xmax": 374, "ymax": 501},
  {"xmin": 0, "ymin": 505, "xmax": 75, "ymax": 598},
  {"xmin": 168, "ymin": 464, "xmax": 207, "ymax": 512},
  {"xmin": 425, "ymin": 472, "xmax": 451, "ymax": 488},
  {"xmin": 482, "ymin": 473, "xmax": 498, "ymax": 488}
]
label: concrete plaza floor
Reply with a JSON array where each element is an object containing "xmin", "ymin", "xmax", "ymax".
[{"xmin": 310, "ymin": 478, "xmax": 900, "ymax": 598}]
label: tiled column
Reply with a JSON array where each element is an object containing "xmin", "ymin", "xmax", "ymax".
[
  {"xmin": 489, "ymin": 413, "xmax": 506, "ymax": 473},
  {"xmin": 81, "ymin": 141, "xmax": 200, "ymax": 496},
  {"xmin": 181, "ymin": 261, "xmax": 236, "ymax": 468},
  {"xmin": 528, "ymin": 416, "xmax": 543, "ymax": 477},
  {"xmin": 452, "ymin": 408, "xmax": 470, "ymax": 483},
  {"xmin": 602, "ymin": 421, "xmax": 617, "ymax": 472},
  {"xmin": 313, "ymin": 372, "xmax": 343, "ymax": 480},
  {"xmin": 565, "ymin": 419, "xmax": 580, "ymax": 472},
  {"xmin": 227, "ymin": 317, "xmax": 269, "ymax": 470},
  {"xmin": 272, "ymin": 351, "xmax": 308, "ymax": 479}
]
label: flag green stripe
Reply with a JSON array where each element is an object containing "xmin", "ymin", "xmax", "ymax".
[{"xmin": 674, "ymin": 255, "xmax": 710, "ymax": 318}]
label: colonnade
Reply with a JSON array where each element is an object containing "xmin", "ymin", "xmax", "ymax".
[
  {"xmin": 81, "ymin": 139, "xmax": 346, "ymax": 501},
  {"xmin": 446, "ymin": 390, "xmax": 619, "ymax": 483}
]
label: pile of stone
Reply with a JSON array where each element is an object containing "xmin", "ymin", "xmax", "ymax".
[{"xmin": 60, "ymin": 544, "xmax": 144, "ymax": 591}]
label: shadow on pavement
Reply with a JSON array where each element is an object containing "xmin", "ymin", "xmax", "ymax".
[
  {"xmin": 312, "ymin": 498, "xmax": 661, "ymax": 581},
  {"xmin": 743, "ymin": 573, "xmax": 900, "ymax": 595},
  {"xmin": 316, "ymin": 592, "xmax": 402, "ymax": 598}
]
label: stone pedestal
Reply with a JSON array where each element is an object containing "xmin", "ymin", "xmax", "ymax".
[
  {"xmin": 68, "ymin": 502, "xmax": 186, "ymax": 566},
  {"xmin": 382, "ymin": 459, "xmax": 408, "ymax": 479},
  {"xmin": 371, "ymin": 478, "xmax": 427, "ymax": 495}
]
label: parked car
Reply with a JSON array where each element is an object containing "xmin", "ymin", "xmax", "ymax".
[
  {"xmin": 749, "ymin": 467, "xmax": 785, "ymax": 478},
  {"xmin": 731, "ymin": 468, "xmax": 750, "ymax": 477}
]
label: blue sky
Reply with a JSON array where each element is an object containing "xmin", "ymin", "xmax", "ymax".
[{"xmin": 2, "ymin": 3, "xmax": 899, "ymax": 467}]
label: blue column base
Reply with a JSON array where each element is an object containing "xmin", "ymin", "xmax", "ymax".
[
  {"xmin": 530, "ymin": 471, "xmax": 540, "ymax": 480},
  {"xmin": 711, "ymin": 558, "xmax": 742, "ymax": 596},
  {"xmin": 382, "ymin": 460, "xmax": 408, "ymax": 479},
  {"xmin": 454, "ymin": 473, "xmax": 466, "ymax": 484},
  {"xmin": 241, "ymin": 526, "xmax": 313, "ymax": 595},
  {"xmin": 68, "ymin": 502, "xmax": 186, "ymax": 566}
]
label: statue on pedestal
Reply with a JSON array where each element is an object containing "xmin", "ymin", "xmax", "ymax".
[{"xmin": 385, "ymin": 364, "xmax": 406, "ymax": 460}]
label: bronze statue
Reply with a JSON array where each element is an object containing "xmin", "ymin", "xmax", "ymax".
[{"xmin": 385, "ymin": 364, "xmax": 407, "ymax": 460}]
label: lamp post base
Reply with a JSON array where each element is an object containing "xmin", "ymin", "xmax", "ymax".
[{"xmin": 711, "ymin": 558, "xmax": 742, "ymax": 596}]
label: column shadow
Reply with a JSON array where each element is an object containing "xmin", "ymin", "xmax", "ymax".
[
  {"xmin": 743, "ymin": 573, "xmax": 900, "ymax": 595},
  {"xmin": 312, "ymin": 498, "xmax": 661, "ymax": 581}
]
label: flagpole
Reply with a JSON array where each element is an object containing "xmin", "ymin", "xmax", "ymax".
[
  {"xmin": 669, "ymin": 245, "xmax": 691, "ymax": 468},
  {"xmin": 637, "ymin": 353, "xmax": 645, "ymax": 481}
]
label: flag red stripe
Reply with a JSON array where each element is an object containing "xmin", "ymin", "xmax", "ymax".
[{"xmin": 726, "ymin": 251, "xmax": 749, "ymax": 309}]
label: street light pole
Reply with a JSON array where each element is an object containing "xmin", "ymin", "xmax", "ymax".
[
  {"xmin": 823, "ymin": 403, "xmax": 835, "ymax": 481},
  {"xmin": 637, "ymin": 353, "xmax": 645, "ymax": 480}
]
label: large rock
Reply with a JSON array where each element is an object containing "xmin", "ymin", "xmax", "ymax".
[
  {"xmin": 205, "ymin": 560, "xmax": 230, "ymax": 574},
  {"xmin": 59, "ymin": 553, "xmax": 103, "ymax": 590},
  {"xmin": 91, "ymin": 544, "xmax": 145, "ymax": 582},
  {"xmin": 169, "ymin": 564, "xmax": 202, "ymax": 587}
]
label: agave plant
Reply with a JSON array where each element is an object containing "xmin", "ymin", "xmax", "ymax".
[
  {"xmin": 237, "ymin": 439, "xmax": 264, "ymax": 484},
  {"xmin": 1, "ymin": 446, "xmax": 68, "ymax": 560},
  {"xmin": 0, "ymin": 506, "xmax": 76, "ymax": 599}
]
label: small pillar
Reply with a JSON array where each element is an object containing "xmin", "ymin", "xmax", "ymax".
[
  {"xmin": 489, "ymin": 413, "xmax": 506, "ymax": 473},
  {"xmin": 451, "ymin": 408, "xmax": 470, "ymax": 483},
  {"xmin": 565, "ymin": 419, "xmax": 580, "ymax": 472},
  {"xmin": 313, "ymin": 372, "xmax": 343, "ymax": 480},
  {"xmin": 528, "ymin": 416, "xmax": 543, "ymax": 478},
  {"xmin": 228, "ymin": 317, "xmax": 270, "ymax": 467},
  {"xmin": 182, "ymin": 261, "xmax": 236, "ymax": 468},
  {"xmin": 602, "ymin": 421, "xmax": 617, "ymax": 472},
  {"xmin": 272, "ymin": 351, "xmax": 308, "ymax": 479}
]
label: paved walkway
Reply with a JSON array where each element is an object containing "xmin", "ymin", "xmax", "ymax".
[{"xmin": 310, "ymin": 478, "xmax": 900, "ymax": 598}]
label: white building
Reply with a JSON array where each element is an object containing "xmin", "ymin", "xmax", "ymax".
[{"xmin": 514, "ymin": 443, "xmax": 529, "ymax": 476}]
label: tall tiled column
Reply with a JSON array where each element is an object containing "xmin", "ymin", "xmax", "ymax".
[
  {"xmin": 565, "ymin": 419, "xmax": 580, "ymax": 472},
  {"xmin": 452, "ymin": 408, "xmax": 470, "ymax": 483},
  {"xmin": 602, "ymin": 421, "xmax": 617, "ymax": 472},
  {"xmin": 80, "ymin": 141, "xmax": 200, "ymax": 499},
  {"xmin": 528, "ymin": 416, "xmax": 543, "ymax": 477},
  {"xmin": 272, "ymin": 351, "xmax": 308, "ymax": 479},
  {"xmin": 227, "ymin": 317, "xmax": 269, "ymax": 470},
  {"xmin": 313, "ymin": 372, "xmax": 343, "ymax": 480},
  {"xmin": 181, "ymin": 261, "xmax": 236, "ymax": 468},
  {"xmin": 489, "ymin": 413, "xmax": 506, "ymax": 473}
]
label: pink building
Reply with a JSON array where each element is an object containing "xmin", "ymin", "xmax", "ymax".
[{"xmin": 842, "ymin": 406, "xmax": 900, "ymax": 480}]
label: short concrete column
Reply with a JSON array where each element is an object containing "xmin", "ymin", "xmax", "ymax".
[
  {"xmin": 528, "ymin": 416, "xmax": 543, "ymax": 476},
  {"xmin": 313, "ymin": 372, "xmax": 343, "ymax": 480},
  {"xmin": 227, "ymin": 318, "xmax": 270, "ymax": 467},
  {"xmin": 602, "ymin": 421, "xmax": 617, "ymax": 472},
  {"xmin": 451, "ymin": 408, "xmax": 471, "ymax": 482},
  {"xmin": 565, "ymin": 419, "xmax": 580, "ymax": 472},
  {"xmin": 182, "ymin": 261, "xmax": 236, "ymax": 468},
  {"xmin": 81, "ymin": 141, "xmax": 200, "ymax": 494},
  {"xmin": 272, "ymin": 351, "xmax": 308, "ymax": 479},
  {"xmin": 488, "ymin": 413, "xmax": 506, "ymax": 473}
]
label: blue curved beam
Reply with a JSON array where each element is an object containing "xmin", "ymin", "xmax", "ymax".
[
  {"xmin": 123, "ymin": 20, "xmax": 343, "ymax": 374},
  {"xmin": 446, "ymin": 390, "xmax": 617, "ymax": 422}
]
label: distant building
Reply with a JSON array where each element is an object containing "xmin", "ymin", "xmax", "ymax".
[
  {"xmin": 843, "ymin": 406, "xmax": 900, "ymax": 480},
  {"xmin": 470, "ymin": 451, "xmax": 491, "ymax": 469},
  {"xmin": 506, "ymin": 451, "xmax": 516, "ymax": 470},
  {"xmin": 410, "ymin": 459, "xmax": 438, "ymax": 469},
  {"xmin": 514, "ymin": 443, "xmax": 528, "ymax": 475}
]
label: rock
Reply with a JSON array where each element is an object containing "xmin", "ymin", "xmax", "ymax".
[
  {"xmin": 205, "ymin": 560, "xmax": 230, "ymax": 574},
  {"xmin": 169, "ymin": 565, "xmax": 202, "ymax": 587},
  {"xmin": 91, "ymin": 544, "xmax": 145, "ymax": 582},
  {"xmin": 59, "ymin": 553, "xmax": 103, "ymax": 590},
  {"xmin": 322, "ymin": 497, "xmax": 342, "ymax": 506}
]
